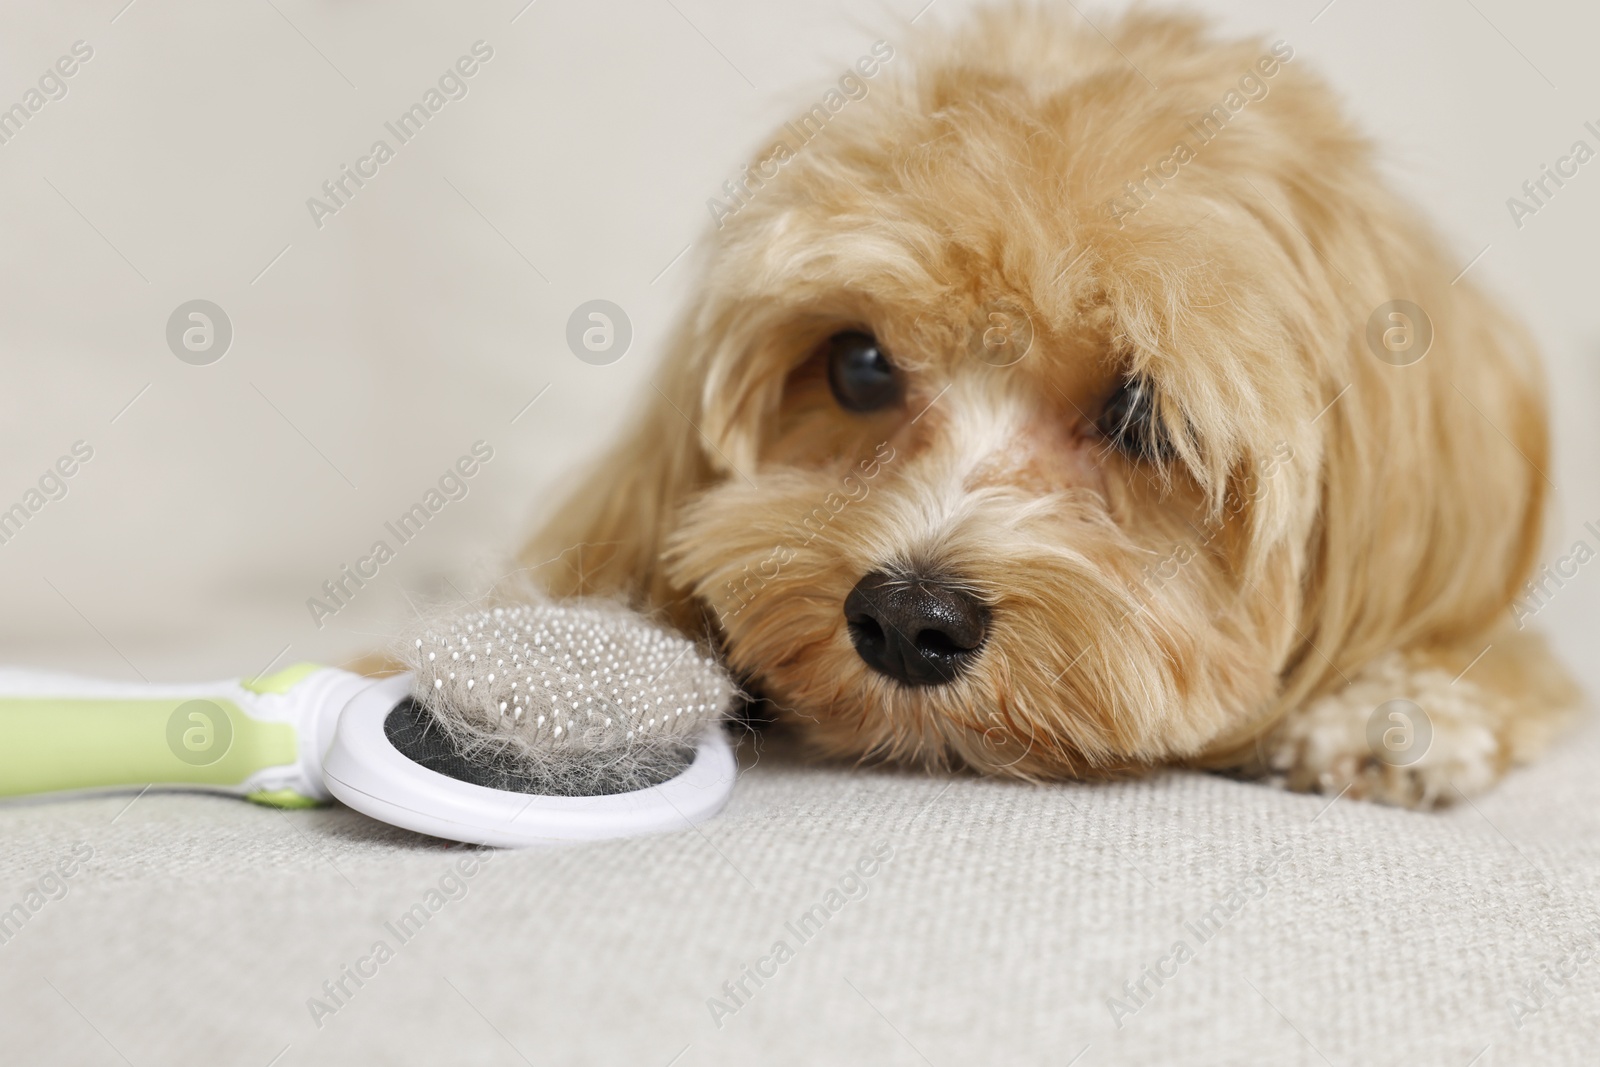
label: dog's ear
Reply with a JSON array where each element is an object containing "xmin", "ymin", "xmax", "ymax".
[
  {"xmin": 518, "ymin": 326, "xmax": 715, "ymax": 629},
  {"xmin": 1279, "ymin": 212, "xmax": 1551, "ymax": 714},
  {"xmin": 1197, "ymin": 200, "xmax": 1551, "ymax": 766}
]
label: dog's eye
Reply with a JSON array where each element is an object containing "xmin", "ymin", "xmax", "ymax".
[
  {"xmin": 825, "ymin": 331, "xmax": 902, "ymax": 413},
  {"xmin": 1097, "ymin": 377, "xmax": 1170, "ymax": 461}
]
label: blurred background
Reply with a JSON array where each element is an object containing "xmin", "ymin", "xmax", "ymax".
[{"xmin": 0, "ymin": 0, "xmax": 1594, "ymax": 695}]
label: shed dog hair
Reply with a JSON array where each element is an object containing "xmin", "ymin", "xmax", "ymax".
[{"xmin": 522, "ymin": 5, "xmax": 1578, "ymax": 807}]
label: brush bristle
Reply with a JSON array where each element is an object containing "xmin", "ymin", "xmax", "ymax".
[{"xmin": 395, "ymin": 597, "xmax": 736, "ymax": 796}]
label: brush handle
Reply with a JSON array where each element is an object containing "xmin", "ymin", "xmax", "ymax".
[{"xmin": 0, "ymin": 664, "xmax": 371, "ymax": 807}]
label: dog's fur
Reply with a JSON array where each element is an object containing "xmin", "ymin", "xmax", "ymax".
[{"xmin": 522, "ymin": 6, "xmax": 1578, "ymax": 807}]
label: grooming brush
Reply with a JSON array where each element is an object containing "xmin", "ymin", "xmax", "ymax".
[{"xmin": 0, "ymin": 598, "xmax": 738, "ymax": 846}]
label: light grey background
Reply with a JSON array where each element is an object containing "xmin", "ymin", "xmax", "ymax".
[{"xmin": 2, "ymin": 1, "xmax": 1599, "ymax": 1065}]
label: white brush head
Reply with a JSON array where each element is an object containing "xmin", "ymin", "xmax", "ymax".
[{"xmin": 394, "ymin": 597, "xmax": 736, "ymax": 797}]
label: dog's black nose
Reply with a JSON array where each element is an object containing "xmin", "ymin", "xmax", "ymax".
[{"xmin": 844, "ymin": 570, "xmax": 989, "ymax": 687}]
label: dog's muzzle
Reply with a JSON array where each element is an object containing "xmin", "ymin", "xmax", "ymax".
[{"xmin": 844, "ymin": 570, "xmax": 989, "ymax": 687}]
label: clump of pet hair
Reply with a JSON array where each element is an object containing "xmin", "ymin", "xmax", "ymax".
[{"xmin": 395, "ymin": 594, "xmax": 736, "ymax": 796}]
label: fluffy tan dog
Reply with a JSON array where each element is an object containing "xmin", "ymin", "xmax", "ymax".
[{"xmin": 523, "ymin": 5, "xmax": 1578, "ymax": 807}]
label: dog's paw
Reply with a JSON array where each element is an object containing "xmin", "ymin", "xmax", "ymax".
[{"xmin": 1263, "ymin": 652, "xmax": 1504, "ymax": 809}]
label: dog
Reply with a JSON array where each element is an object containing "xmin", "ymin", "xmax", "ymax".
[{"xmin": 521, "ymin": 5, "xmax": 1578, "ymax": 808}]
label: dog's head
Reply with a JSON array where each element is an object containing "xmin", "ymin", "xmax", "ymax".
[{"xmin": 528, "ymin": 8, "xmax": 1548, "ymax": 777}]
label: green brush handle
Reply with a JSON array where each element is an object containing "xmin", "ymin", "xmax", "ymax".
[{"xmin": 0, "ymin": 664, "xmax": 362, "ymax": 807}]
